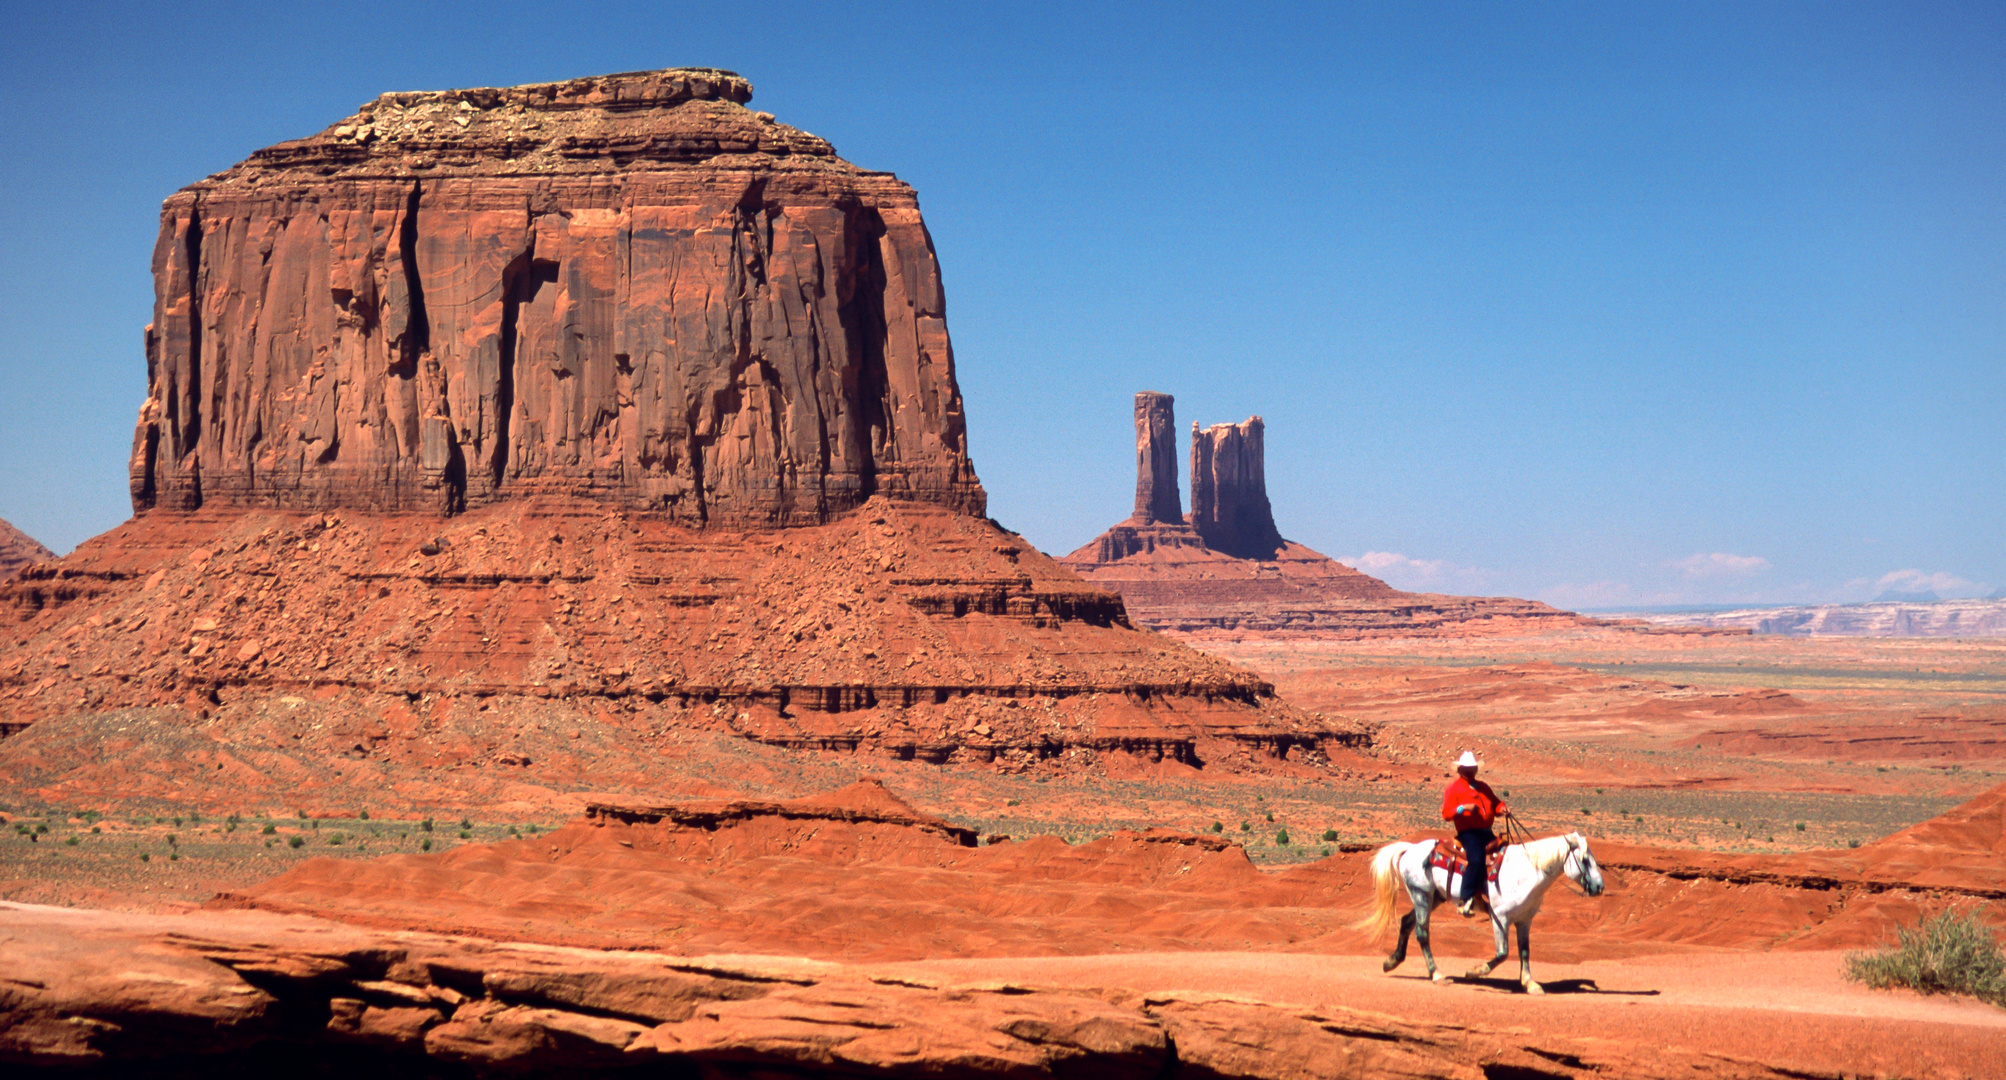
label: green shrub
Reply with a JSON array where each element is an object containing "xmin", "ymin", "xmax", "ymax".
[
  {"xmin": 421, "ymin": 838, "xmax": 433, "ymax": 852},
  {"xmin": 1210, "ymin": 822, "xmax": 1223, "ymax": 833},
  {"xmin": 262, "ymin": 824, "xmax": 277, "ymax": 835},
  {"xmin": 288, "ymin": 835, "xmax": 306, "ymax": 849},
  {"xmin": 421, "ymin": 818, "xmax": 434, "ymax": 833},
  {"xmin": 1274, "ymin": 829, "xmax": 1290, "ymax": 846},
  {"xmin": 1321, "ymin": 828, "xmax": 1339, "ymax": 842},
  {"xmin": 1844, "ymin": 909, "xmax": 2006, "ymax": 1006},
  {"xmin": 64, "ymin": 836, "xmax": 78, "ymax": 846}
]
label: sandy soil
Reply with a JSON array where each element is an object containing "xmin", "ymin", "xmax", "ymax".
[{"xmin": 873, "ymin": 950, "xmax": 2006, "ymax": 1078}]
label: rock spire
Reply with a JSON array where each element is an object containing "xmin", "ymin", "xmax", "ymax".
[
  {"xmin": 1188, "ymin": 417, "xmax": 1284, "ymax": 560},
  {"xmin": 129, "ymin": 68, "xmax": 983, "ymax": 526},
  {"xmin": 1063, "ymin": 392, "xmax": 1598, "ymax": 638},
  {"xmin": 1131, "ymin": 392, "xmax": 1183, "ymax": 525}
]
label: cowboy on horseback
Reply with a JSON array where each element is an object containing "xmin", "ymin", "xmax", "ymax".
[{"xmin": 1442, "ymin": 750, "xmax": 1505, "ymax": 918}]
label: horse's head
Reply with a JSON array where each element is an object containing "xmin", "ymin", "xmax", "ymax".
[{"xmin": 1563, "ymin": 832, "xmax": 1605, "ymax": 897}]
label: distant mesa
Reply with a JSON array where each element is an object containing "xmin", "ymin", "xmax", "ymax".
[
  {"xmin": 0, "ymin": 70, "xmax": 1359, "ymax": 788},
  {"xmin": 0, "ymin": 517, "xmax": 54, "ymax": 581},
  {"xmin": 1624, "ymin": 598, "xmax": 2006, "ymax": 638},
  {"xmin": 1873, "ymin": 589, "xmax": 1940, "ymax": 604},
  {"xmin": 1061, "ymin": 392, "xmax": 1604, "ymax": 638}
]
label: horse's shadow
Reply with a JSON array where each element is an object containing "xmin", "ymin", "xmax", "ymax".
[{"xmin": 1458, "ymin": 976, "xmax": 1661, "ymax": 996}]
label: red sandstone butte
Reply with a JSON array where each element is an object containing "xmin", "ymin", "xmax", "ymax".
[
  {"xmin": 130, "ymin": 68, "xmax": 981, "ymax": 526},
  {"xmin": 0, "ymin": 518, "xmax": 53, "ymax": 581},
  {"xmin": 0, "ymin": 71, "xmax": 1358, "ymax": 798},
  {"xmin": 1064, "ymin": 393, "xmax": 1600, "ymax": 638}
]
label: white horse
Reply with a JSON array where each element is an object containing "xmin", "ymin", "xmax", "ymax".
[{"xmin": 1359, "ymin": 831, "xmax": 1605, "ymax": 993}]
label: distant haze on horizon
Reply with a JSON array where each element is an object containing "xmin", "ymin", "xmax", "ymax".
[{"xmin": 1, "ymin": 1, "xmax": 1998, "ymax": 609}]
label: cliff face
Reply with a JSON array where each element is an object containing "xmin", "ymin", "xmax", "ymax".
[
  {"xmin": 130, "ymin": 68, "xmax": 983, "ymax": 526},
  {"xmin": 1188, "ymin": 417, "xmax": 1283, "ymax": 560},
  {"xmin": 0, "ymin": 517, "xmax": 54, "ymax": 580},
  {"xmin": 1131, "ymin": 391, "xmax": 1182, "ymax": 525}
]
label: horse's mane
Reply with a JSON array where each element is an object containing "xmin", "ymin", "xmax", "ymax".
[{"xmin": 1518, "ymin": 833, "xmax": 1576, "ymax": 875}]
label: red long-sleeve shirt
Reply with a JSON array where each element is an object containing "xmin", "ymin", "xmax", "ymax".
[{"xmin": 1442, "ymin": 776, "xmax": 1505, "ymax": 831}]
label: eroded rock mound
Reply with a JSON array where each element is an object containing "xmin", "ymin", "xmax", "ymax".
[
  {"xmin": 1065, "ymin": 393, "xmax": 1602, "ymax": 639},
  {"xmin": 1, "ymin": 498, "xmax": 1355, "ymax": 806},
  {"xmin": 0, "ymin": 517, "xmax": 53, "ymax": 581},
  {"xmin": 131, "ymin": 67, "xmax": 981, "ymax": 525}
]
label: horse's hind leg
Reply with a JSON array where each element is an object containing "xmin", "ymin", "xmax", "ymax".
[
  {"xmin": 1412, "ymin": 890, "xmax": 1445, "ymax": 983},
  {"xmin": 1517, "ymin": 921, "xmax": 1543, "ymax": 995},
  {"xmin": 1383, "ymin": 911, "xmax": 1415, "ymax": 972},
  {"xmin": 1465, "ymin": 916, "xmax": 1508, "ymax": 979}
]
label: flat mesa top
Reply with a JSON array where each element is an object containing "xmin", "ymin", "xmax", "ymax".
[{"xmin": 192, "ymin": 67, "xmax": 864, "ymax": 189}]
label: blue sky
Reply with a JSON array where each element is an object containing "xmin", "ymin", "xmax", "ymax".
[{"xmin": 2, "ymin": 1, "xmax": 1999, "ymax": 608}]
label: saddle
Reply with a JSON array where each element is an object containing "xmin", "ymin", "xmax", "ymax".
[{"xmin": 1428, "ymin": 840, "xmax": 1506, "ymax": 887}]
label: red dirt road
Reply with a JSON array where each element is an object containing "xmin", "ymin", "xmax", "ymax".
[{"xmin": 872, "ymin": 950, "xmax": 2005, "ymax": 1079}]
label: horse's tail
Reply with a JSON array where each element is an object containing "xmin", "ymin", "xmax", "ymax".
[{"xmin": 1354, "ymin": 841, "xmax": 1413, "ymax": 938}]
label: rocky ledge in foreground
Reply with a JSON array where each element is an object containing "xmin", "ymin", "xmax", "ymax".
[{"xmin": 0, "ymin": 901, "xmax": 1850, "ymax": 1079}]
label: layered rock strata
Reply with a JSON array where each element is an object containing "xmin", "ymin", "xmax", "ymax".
[
  {"xmin": 0, "ymin": 517, "xmax": 53, "ymax": 581},
  {"xmin": 130, "ymin": 68, "xmax": 981, "ymax": 525},
  {"xmin": 0, "ymin": 498, "xmax": 1356, "ymax": 795},
  {"xmin": 1064, "ymin": 394, "xmax": 1600, "ymax": 638}
]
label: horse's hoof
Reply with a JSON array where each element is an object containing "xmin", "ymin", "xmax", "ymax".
[
  {"xmin": 1382, "ymin": 957, "xmax": 1401, "ymax": 973},
  {"xmin": 1465, "ymin": 965, "xmax": 1492, "ymax": 978},
  {"xmin": 1430, "ymin": 971, "xmax": 1447, "ymax": 984},
  {"xmin": 1524, "ymin": 981, "xmax": 1545, "ymax": 996}
]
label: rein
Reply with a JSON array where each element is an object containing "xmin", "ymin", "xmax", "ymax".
[{"xmin": 1498, "ymin": 811, "xmax": 1595, "ymax": 894}]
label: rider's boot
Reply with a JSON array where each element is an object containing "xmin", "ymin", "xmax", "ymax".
[{"xmin": 1457, "ymin": 897, "xmax": 1476, "ymax": 918}]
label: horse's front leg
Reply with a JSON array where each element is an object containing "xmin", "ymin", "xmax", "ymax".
[
  {"xmin": 1517, "ymin": 920, "xmax": 1543, "ymax": 994},
  {"xmin": 1465, "ymin": 914, "xmax": 1508, "ymax": 979},
  {"xmin": 1383, "ymin": 911, "xmax": 1415, "ymax": 972},
  {"xmin": 1414, "ymin": 894, "xmax": 1445, "ymax": 983}
]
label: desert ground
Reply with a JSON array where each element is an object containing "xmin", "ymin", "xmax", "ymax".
[{"xmin": 4, "ymin": 624, "xmax": 2003, "ymax": 1077}]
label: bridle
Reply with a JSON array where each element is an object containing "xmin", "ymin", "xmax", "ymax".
[{"xmin": 1560, "ymin": 835, "xmax": 1602, "ymax": 896}]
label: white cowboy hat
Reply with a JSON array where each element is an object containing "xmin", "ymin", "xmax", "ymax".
[{"xmin": 1455, "ymin": 750, "xmax": 1480, "ymax": 769}]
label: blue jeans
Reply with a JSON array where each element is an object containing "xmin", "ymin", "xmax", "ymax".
[{"xmin": 1457, "ymin": 828, "xmax": 1494, "ymax": 903}]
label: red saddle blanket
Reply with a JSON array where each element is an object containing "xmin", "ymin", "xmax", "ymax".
[{"xmin": 1428, "ymin": 840, "xmax": 1506, "ymax": 886}]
